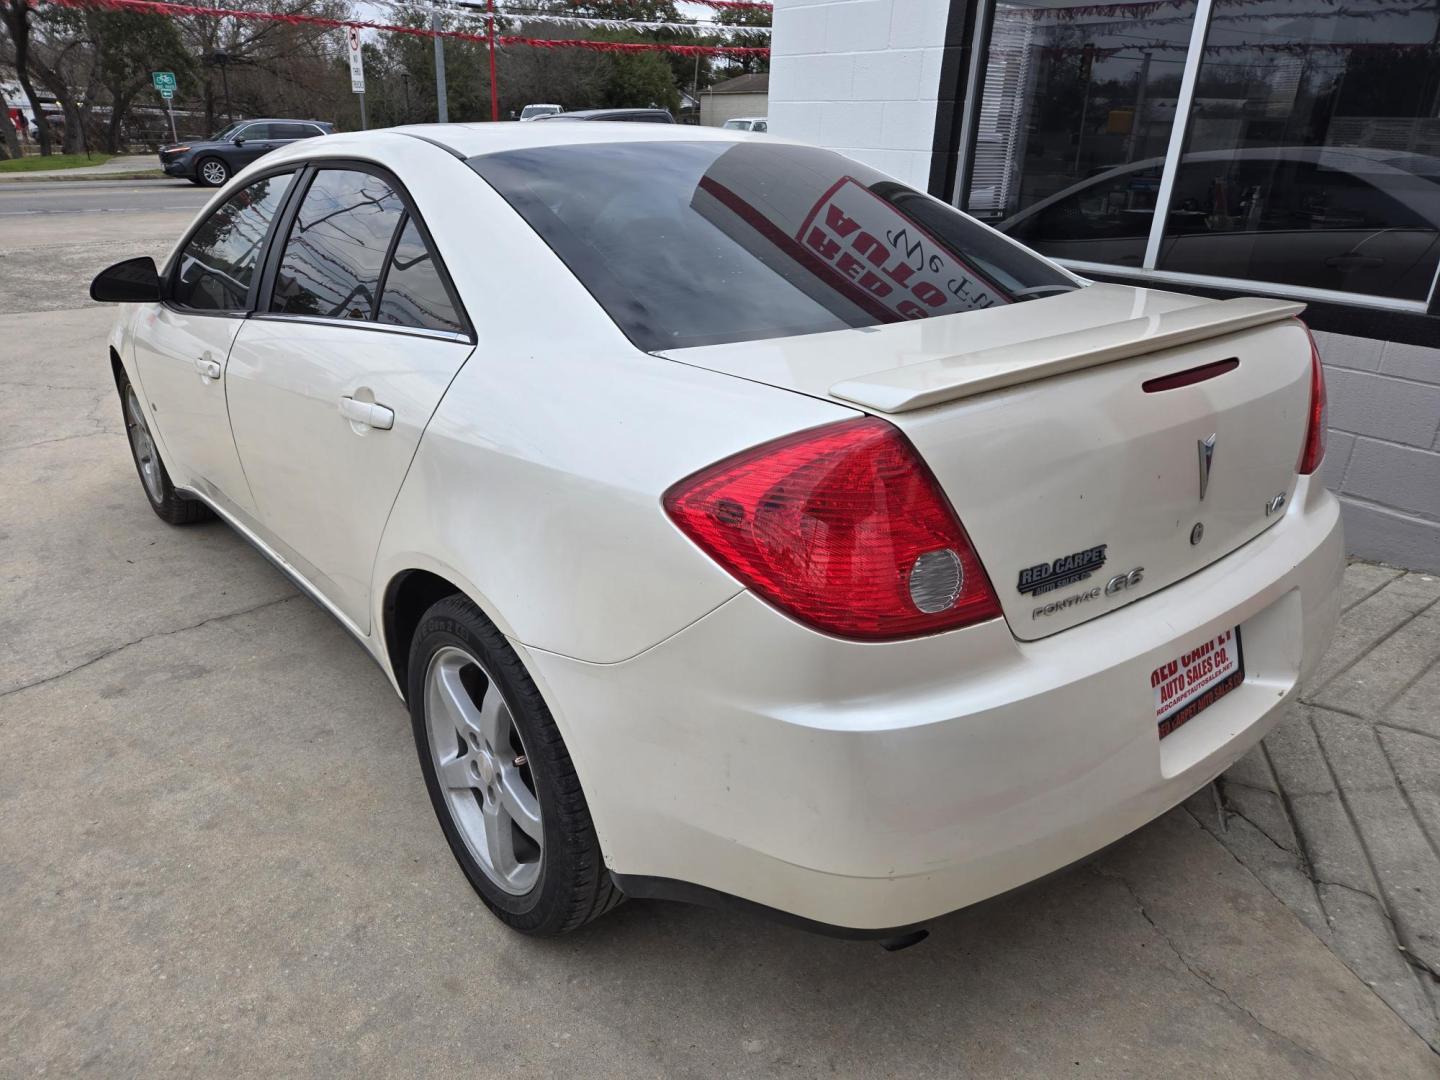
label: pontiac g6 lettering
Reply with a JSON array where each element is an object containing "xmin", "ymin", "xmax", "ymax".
[{"xmin": 91, "ymin": 124, "xmax": 1341, "ymax": 941}]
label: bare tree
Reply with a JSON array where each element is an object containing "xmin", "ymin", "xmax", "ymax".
[{"xmin": 0, "ymin": 0, "xmax": 55, "ymax": 154}]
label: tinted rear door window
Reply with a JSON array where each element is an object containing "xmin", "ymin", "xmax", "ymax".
[
  {"xmin": 376, "ymin": 216, "xmax": 464, "ymax": 334},
  {"xmin": 469, "ymin": 141, "xmax": 1076, "ymax": 351},
  {"xmin": 270, "ymin": 169, "xmax": 406, "ymax": 320}
]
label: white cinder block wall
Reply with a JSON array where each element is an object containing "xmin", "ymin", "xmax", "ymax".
[
  {"xmin": 1313, "ymin": 332, "xmax": 1440, "ymax": 572},
  {"xmin": 768, "ymin": 0, "xmax": 951, "ymax": 192}
]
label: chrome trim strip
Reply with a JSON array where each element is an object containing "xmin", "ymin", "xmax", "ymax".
[
  {"xmin": 176, "ymin": 486, "xmax": 378, "ymax": 656},
  {"xmin": 248, "ymin": 313, "xmax": 473, "ymax": 344},
  {"xmin": 1060, "ymin": 261, "xmax": 1432, "ymax": 314},
  {"xmin": 1143, "ymin": 0, "xmax": 1214, "ymax": 270}
]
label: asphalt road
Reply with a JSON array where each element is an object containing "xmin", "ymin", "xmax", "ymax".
[
  {"xmin": 0, "ymin": 179, "xmax": 210, "ymax": 317},
  {"xmin": 0, "ymin": 177, "xmax": 210, "ymax": 217},
  {"xmin": 1, "ymin": 185, "xmax": 1436, "ymax": 1079}
]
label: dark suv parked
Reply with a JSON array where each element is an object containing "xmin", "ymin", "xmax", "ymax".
[{"xmin": 160, "ymin": 119, "xmax": 333, "ymax": 187}]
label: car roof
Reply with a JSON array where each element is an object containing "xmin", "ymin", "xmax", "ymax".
[{"xmin": 313, "ymin": 121, "xmax": 766, "ymax": 159}]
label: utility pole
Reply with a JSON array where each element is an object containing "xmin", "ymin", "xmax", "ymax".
[
  {"xmin": 432, "ymin": 2, "xmax": 448, "ymax": 123},
  {"xmin": 487, "ymin": 0, "xmax": 499, "ymax": 121}
]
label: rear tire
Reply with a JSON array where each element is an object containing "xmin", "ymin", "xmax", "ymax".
[
  {"xmin": 197, "ymin": 156, "xmax": 230, "ymax": 187},
  {"xmin": 407, "ymin": 594, "xmax": 622, "ymax": 936},
  {"xmin": 119, "ymin": 375, "xmax": 213, "ymax": 525}
]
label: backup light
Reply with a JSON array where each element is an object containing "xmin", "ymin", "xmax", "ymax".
[{"xmin": 664, "ymin": 417, "xmax": 1002, "ymax": 641}]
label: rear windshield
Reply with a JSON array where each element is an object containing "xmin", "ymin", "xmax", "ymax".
[{"xmin": 469, "ymin": 141, "xmax": 1078, "ymax": 351}]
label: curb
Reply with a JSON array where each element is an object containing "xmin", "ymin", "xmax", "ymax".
[{"xmin": 0, "ymin": 170, "xmax": 171, "ymax": 184}]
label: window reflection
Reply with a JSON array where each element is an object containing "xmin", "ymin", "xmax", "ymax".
[
  {"xmin": 271, "ymin": 170, "xmax": 406, "ymax": 320},
  {"xmin": 471, "ymin": 141, "xmax": 1076, "ymax": 352},
  {"xmin": 376, "ymin": 217, "xmax": 464, "ymax": 334},
  {"xmin": 977, "ymin": 0, "xmax": 1440, "ymax": 300},
  {"xmin": 1159, "ymin": 0, "xmax": 1440, "ymax": 299},
  {"xmin": 173, "ymin": 174, "xmax": 293, "ymax": 311},
  {"xmin": 967, "ymin": 0, "xmax": 1199, "ymax": 256}
]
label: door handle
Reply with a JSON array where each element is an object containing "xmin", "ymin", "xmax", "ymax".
[
  {"xmin": 339, "ymin": 395, "xmax": 395, "ymax": 431},
  {"xmin": 195, "ymin": 356, "xmax": 221, "ymax": 380}
]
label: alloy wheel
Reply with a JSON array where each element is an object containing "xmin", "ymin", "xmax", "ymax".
[
  {"xmin": 424, "ymin": 646, "xmax": 543, "ymax": 895},
  {"xmin": 200, "ymin": 160, "xmax": 228, "ymax": 186},
  {"xmin": 124, "ymin": 386, "xmax": 164, "ymax": 505}
]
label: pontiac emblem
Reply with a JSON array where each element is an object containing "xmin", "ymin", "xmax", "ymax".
[{"xmin": 1197, "ymin": 434, "xmax": 1217, "ymax": 501}]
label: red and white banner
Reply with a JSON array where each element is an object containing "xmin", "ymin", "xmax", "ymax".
[
  {"xmin": 795, "ymin": 177, "xmax": 1008, "ymax": 319},
  {"xmin": 39, "ymin": 0, "xmax": 772, "ymax": 59}
]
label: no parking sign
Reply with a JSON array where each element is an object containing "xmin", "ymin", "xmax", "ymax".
[{"xmin": 347, "ymin": 27, "xmax": 365, "ymax": 94}]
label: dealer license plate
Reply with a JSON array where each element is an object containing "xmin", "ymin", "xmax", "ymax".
[{"xmin": 1151, "ymin": 627, "xmax": 1244, "ymax": 739}]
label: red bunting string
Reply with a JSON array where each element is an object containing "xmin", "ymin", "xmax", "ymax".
[{"xmin": 38, "ymin": 0, "xmax": 772, "ymax": 57}]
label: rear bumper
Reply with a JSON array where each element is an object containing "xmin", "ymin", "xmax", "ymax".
[{"xmin": 522, "ymin": 478, "xmax": 1344, "ymax": 931}]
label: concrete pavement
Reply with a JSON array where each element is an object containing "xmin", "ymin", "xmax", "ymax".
[
  {"xmin": 1, "ymin": 194, "xmax": 1437, "ymax": 1079},
  {"xmin": 1193, "ymin": 565, "xmax": 1440, "ymax": 1049}
]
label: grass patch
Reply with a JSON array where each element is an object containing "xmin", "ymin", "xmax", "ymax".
[{"xmin": 0, "ymin": 153, "xmax": 115, "ymax": 174}]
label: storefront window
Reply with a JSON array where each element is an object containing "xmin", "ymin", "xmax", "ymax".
[
  {"xmin": 1158, "ymin": 0, "xmax": 1440, "ymax": 300},
  {"xmin": 965, "ymin": 0, "xmax": 1200, "ymax": 269},
  {"xmin": 966, "ymin": 0, "xmax": 1440, "ymax": 305}
]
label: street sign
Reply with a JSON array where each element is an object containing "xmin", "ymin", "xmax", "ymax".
[
  {"xmin": 153, "ymin": 71, "xmax": 178, "ymax": 142},
  {"xmin": 347, "ymin": 27, "xmax": 365, "ymax": 94}
]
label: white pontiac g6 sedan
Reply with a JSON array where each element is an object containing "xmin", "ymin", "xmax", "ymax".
[{"xmin": 92, "ymin": 123, "xmax": 1343, "ymax": 943}]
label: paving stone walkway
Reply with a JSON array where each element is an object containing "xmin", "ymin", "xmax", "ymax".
[{"xmin": 1187, "ymin": 561, "xmax": 1440, "ymax": 1051}]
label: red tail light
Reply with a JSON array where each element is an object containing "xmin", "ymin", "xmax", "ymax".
[
  {"xmin": 1298, "ymin": 323, "xmax": 1327, "ymax": 475},
  {"xmin": 664, "ymin": 417, "xmax": 1002, "ymax": 641}
]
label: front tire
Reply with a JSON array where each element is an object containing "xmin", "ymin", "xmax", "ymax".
[
  {"xmin": 197, "ymin": 156, "xmax": 230, "ymax": 187},
  {"xmin": 407, "ymin": 595, "xmax": 622, "ymax": 936},
  {"xmin": 120, "ymin": 376, "xmax": 212, "ymax": 525}
]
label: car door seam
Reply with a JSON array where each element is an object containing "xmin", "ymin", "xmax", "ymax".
[{"xmin": 365, "ymin": 343, "xmax": 481, "ymax": 619}]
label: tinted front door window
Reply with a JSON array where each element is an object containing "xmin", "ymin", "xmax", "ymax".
[
  {"xmin": 271, "ymin": 169, "xmax": 406, "ymax": 320},
  {"xmin": 172, "ymin": 172, "xmax": 294, "ymax": 311}
]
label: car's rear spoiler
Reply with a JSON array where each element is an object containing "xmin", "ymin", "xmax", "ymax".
[{"xmin": 829, "ymin": 297, "xmax": 1306, "ymax": 414}]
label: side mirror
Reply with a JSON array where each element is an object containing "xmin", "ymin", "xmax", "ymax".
[
  {"xmin": 233, "ymin": 136, "xmax": 245, "ymax": 146},
  {"xmin": 90, "ymin": 256, "xmax": 162, "ymax": 303}
]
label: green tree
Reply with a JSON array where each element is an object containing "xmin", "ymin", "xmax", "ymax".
[
  {"xmin": 598, "ymin": 50, "xmax": 679, "ymax": 110},
  {"xmin": 0, "ymin": 0, "xmax": 58, "ymax": 153},
  {"xmin": 713, "ymin": 4, "xmax": 770, "ymax": 78},
  {"xmin": 86, "ymin": 10, "xmax": 194, "ymax": 151}
]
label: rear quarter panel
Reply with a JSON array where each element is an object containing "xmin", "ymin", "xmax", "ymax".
[{"xmin": 367, "ymin": 138, "xmax": 854, "ymax": 663}]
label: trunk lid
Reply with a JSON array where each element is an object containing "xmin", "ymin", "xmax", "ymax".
[{"xmin": 659, "ymin": 283, "xmax": 1314, "ymax": 639}]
